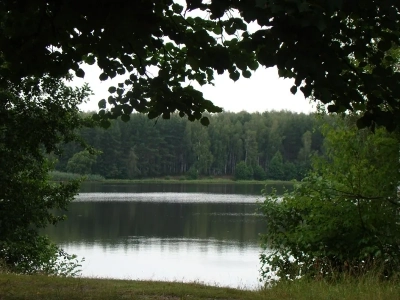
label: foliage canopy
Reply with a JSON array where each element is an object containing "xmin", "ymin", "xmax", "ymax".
[{"xmin": 1, "ymin": 1, "xmax": 400, "ymax": 129}]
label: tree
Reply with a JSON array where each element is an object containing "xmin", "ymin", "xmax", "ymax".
[
  {"xmin": 268, "ymin": 151, "xmax": 284, "ymax": 180},
  {"xmin": 66, "ymin": 150, "xmax": 97, "ymax": 175},
  {"xmin": 235, "ymin": 161, "xmax": 253, "ymax": 180},
  {"xmin": 0, "ymin": 76, "xmax": 91, "ymax": 273},
  {"xmin": 191, "ymin": 121, "xmax": 213, "ymax": 174},
  {"xmin": 297, "ymin": 130, "xmax": 312, "ymax": 162},
  {"xmin": 55, "ymin": 110, "xmax": 321, "ymax": 179},
  {"xmin": 253, "ymin": 165, "xmax": 266, "ymax": 181},
  {"xmin": 1, "ymin": 1, "xmax": 400, "ymax": 129},
  {"xmin": 283, "ymin": 161, "xmax": 297, "ymax": 181},
  {"xmin": 259, "ymin": 117, "xmax": 400, "ymax": 283},
  {"xmin": 125, "ymin": 147, "xmax": 140, "ymax": 179},
  {"xmin": 244, "ymin": 129, "xmax": 258, "ymax": 167}
]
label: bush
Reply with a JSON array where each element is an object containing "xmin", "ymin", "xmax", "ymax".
[
  {"xmin": 0, "ymin": 76, "xmax": 90, "ymax": 275},
  {"xmin": 282, "ymin": 161, "xmax": 297, "ymax": 181},
  {"xmin": 187, "ymin": 167, "xmax": 198, "ymax": 180},
  {"xmin": 66, "ymin": 150, "xmax": 97, "ymax": 175},
  {"xmin": 259, "ymin": 118, "xmax": 400, "ymax": 283},
  {"xmin": 253, "ymin": 165, "xmax": 266, "ymax": 181},
  {"xmin": 235, "ymin": 161, "xmax": 253, "ymax": 180}
]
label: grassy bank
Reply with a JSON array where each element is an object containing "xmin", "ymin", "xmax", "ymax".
[
  {"xmin": 49, "ymin": 171, "xmax": 293, "ymax": 185},
  {"xmin": 49, "ymin": 171, "xmax": 105, "ymax": 182},
  {"xmin": 103, "ymin": 178, "xmax": 292, "ymax": 185},
  {"xmin": 1, "ymin": 273, "xmax": 399, "ymax": 300}
]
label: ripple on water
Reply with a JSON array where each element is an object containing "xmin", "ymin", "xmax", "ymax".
[{"xmin": 75, "ymin": 192, "xmax": 260, "ymax": 203}]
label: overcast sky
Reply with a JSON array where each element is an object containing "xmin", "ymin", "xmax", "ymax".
[{"xmin": 74, "ymin": 64, "xmax": 315, "ymax": 114}]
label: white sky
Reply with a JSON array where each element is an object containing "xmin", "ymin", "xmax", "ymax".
[{"xmin": 74, "ymin": 64, "xmax": 315, "ymax": 114}]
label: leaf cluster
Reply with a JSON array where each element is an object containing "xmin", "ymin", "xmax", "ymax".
[{"xmin": 2, "ymin": 1, "xmax": 399, "ymax": 128}]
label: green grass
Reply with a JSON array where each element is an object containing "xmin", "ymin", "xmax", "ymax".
[
  {"xmin": 103, "ymin": 178, "xmax": 292, "ymax": 185},
  {"xmin": 1, "ymin": 273, "xmax": 399, "ymax": 300},
  {"xmin": 49, "ymin": 171, "xmax": 295, "ymax": 185},
  {"xmin": 49, "ymin": 171, "xmax": 105, "ymax": 182},
  {"xmin": 49, "ymin": 171, "xmax": 294, "ymax": 185}
]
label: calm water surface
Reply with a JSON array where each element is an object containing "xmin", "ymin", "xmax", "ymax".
[{"xmin": 45, "ymin": 182, "xmax": 291, "ymax": 289}]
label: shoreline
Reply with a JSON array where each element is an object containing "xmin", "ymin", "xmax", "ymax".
[
  {"xmin": 49, "ymin": 171, "xmax": 295, "ymax": 185},
  {"xmin": 96, "ymin": 178, "xmax": 293, "ymax": 185}
]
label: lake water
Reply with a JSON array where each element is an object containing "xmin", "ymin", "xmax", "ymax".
[{"xmin": 45, "ymin": 182, "xmax": 291, "ymax": 289}]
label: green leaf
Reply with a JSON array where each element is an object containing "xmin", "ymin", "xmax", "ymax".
[
  {"xmin": 378, "ymin": 39, "xmax": 392, "ymax": 52},
  {"xmin": 320, "ymin": 88, "xmax": 331, "ymax": 103},
  {"xmin": 148, "ymin": 111, "xmax": 159, "ymax": 119},
  {"xmin": 123, "ymin": 105, "xmax": 133, "ymax": 115},
  {"xmin": 225, "ymin": 26, "xmax": 236, "ymax": 35},
  {"xmin": 121, "ymin": 114, "xmax": 130, "ymax": 122},
  {"xmin": 200, "ymin": 116, "xmax": 210, "ymax": 126},
  {"xmin": 108, "ymin": 86, "xmax": 116, "ymax": 93},
  {"xmin": 213, "ymin": 25, "xmax": 222, "ymax": 35},
  {"xmin": 162, "ymin": 111, "xmax": 170, "ymax": 119},
  {"xmin": 99, "ymin": 73, "xmax": 108, "ymax": 81},
  {"xmin": 117, "ymin": 88, "xmax": 124, "ymax": 96},
  {"xmin": 172, "ymin": 3, "xmax": 183, "ymax": 14},
  {"xmin": 242, "ymin": 70, "xmax": 252, "ymax": 78},
  {"xmin": 193, "ymin": 111, "xmax": 202, "ymax": 120},
  {"xmin": 129, "ymin": 74, "xmax": 137, "ymax": 82},
  {"xmin": 98, "ymin": 99, "xmax": 107, "ymax": 109},
  {"xmin": 75, "ymin": 68, "xmax": 85, "ymax": 78},
  {"xmin": 187, "ymin": 57, "xmax": 200, "ymax": 70},
  {"xmin": 109, "ymin": 70, "xmax": 117, "ymax": 78},
  {"xmin": 290, "ymin": 85, "xmax": 297, "ymax": 95},
  {"xmin": 356, "ymin": 116, "xmax": 369, "ymax": 129},
  {"xmin": 352, "ymin": 102, "xmax": 365, "ymax": 111},
  {"xmin": 229, "ymin": 70, "xmax": 240, "ymax": 81},
  {"xmin": 100, "ymin": 119, "xmax": 111, "ymax": 129},
  {"xmin": 84, "ymin": 55, "xmax": 96, "ymax": 65},
  {"xmin": 108, "ymin": 96, "xmax": 116, "ymax": 105},
  {"xmin": 248, "ymin": 61, "xmax": 259, "ymax": 71},
  {"xmin": 236, "ymin": 60, "xmax": 247, "ymax": 71},
  {"xmin": 92, "ymin": 113, "xmax": 100, "ymax": 121}
]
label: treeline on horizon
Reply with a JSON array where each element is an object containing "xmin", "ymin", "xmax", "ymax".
[{"xmin": 55, "ymin": 110, "xmax": 325, "ymax": 181}]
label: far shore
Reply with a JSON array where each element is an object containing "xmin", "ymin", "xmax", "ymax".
[
  {"xmin": 99, "ymin": 178, "xmax": 293, "ymax": 185},
  {"xmin": 49, "ymin": 171, "xmax": 295, "ymax": 185}
]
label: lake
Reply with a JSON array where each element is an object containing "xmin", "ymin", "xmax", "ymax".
[{"xmin": 45, "ymin": 182, "xmax": 291, "ymax": 289}]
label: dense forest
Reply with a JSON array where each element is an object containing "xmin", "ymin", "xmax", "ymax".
[{"xmin": 56, "ymin": 111, "xmax": 325, "ymax": 180}]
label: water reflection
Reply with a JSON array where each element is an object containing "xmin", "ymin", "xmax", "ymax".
[
  {"xmin": 76, "ymin": 192, "xmax": 259, "ymax": 203},
  {"xmin": 45, "ymin": 190, "xmax": 270, "ymax": 289},
  {"xmin": 79, "ymin": 182, "xmax": 291, "ymax": 195},
  {"xmin": 62, "ymin": 238, "xmax": 262, "ymax": 289},
  {"xmin": 48, "ymin": 198, "xmax": 266, "ymax": 245}
]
